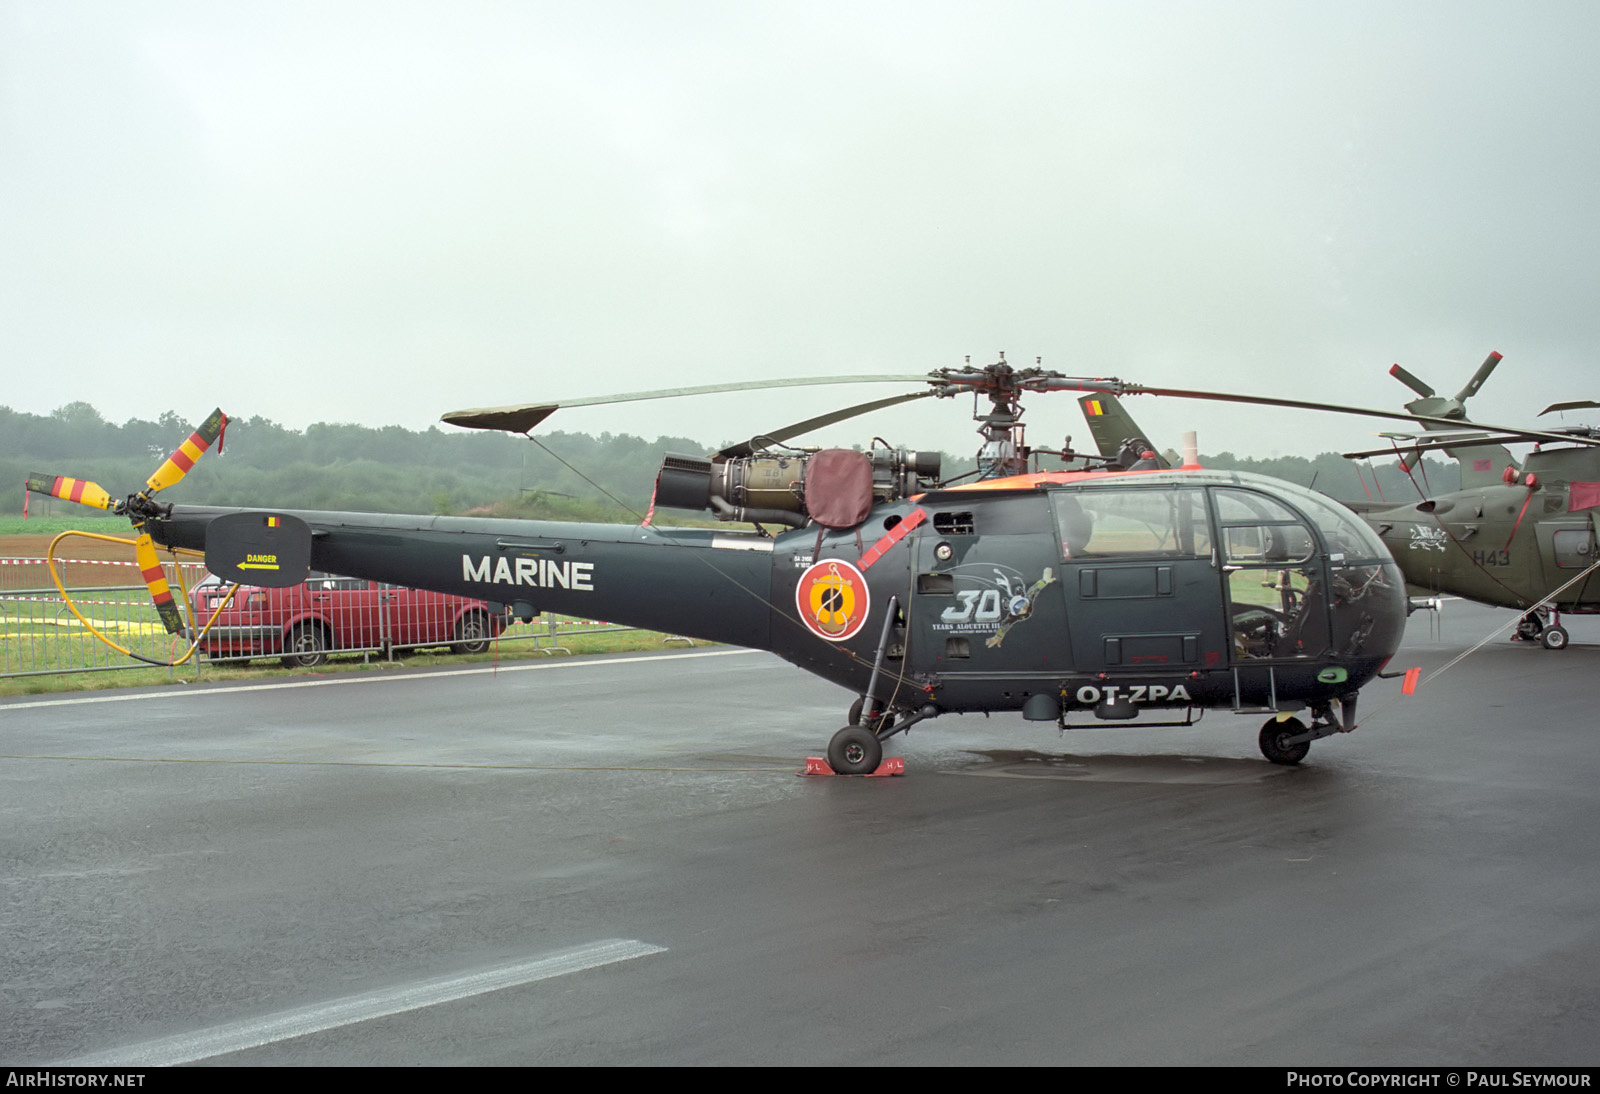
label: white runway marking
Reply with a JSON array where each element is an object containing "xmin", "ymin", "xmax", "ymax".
[
  {"xmin": 0, "ymin": 647, "xmax": 758, "ymax": 711},
  {"xmin": 65, "ymin": 938, "xmax": 668, "ymax": 1066}
]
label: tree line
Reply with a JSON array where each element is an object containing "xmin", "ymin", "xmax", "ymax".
[{"xmin": 2, "ymin": 401, "xmax": 1456, "ymax": 521}]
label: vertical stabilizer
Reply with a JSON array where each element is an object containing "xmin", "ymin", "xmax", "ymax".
[
  {"xmin": 1391, "ymin": 352, "xmax": 1517, "ymax": 488},
  {"xmin": 1077, "ymin": 394, "xmax": 1171, "ymax": 468}
]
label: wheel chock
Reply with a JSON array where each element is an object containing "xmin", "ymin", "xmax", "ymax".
[{"xmin": 799, "ymin": 757, "xmax": 905, "ymax": 777}]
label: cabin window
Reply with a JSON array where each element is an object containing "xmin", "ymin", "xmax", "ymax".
[{"xmin": 1050, "ymin": 487, "xmax": 1211, "ymax": 560}]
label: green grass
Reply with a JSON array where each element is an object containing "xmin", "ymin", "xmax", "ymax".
[
  {"xmin": 1228, "ymin": 567, "xmax": 1313, "ymax": 609},
  {"xmin": 1, "ymin": 586, "xmax": 153, "ymax": 606},
  {"xmin": 0, "ymin": 514, "xmax": 123, "ymax": 538},
  {"xmin": 0, "ymin": 620, "xmax": 706, "ymax": 697}
]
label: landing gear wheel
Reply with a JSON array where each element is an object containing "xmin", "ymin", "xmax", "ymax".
[
  {"xmin": 846, "ymin": 697, "xmax": 896, "ymax": 733},
  {"xmin": 281, "ymin": 623, "xmax": 328, "ymax": 669},
  {"xmin": 452, "ymin": 610, "xmax": 492, "ymax": 654},
  {"xmin": 1516, "ymin": 612, "xmax": 1546, "ymax": 642},
  {"xmin": 1259, "ymin": 716, "xmax": 1311, "ymax": 766},
  {"xmin": 1542, "ymin": 625, "xmax": 1570, "ymax": 650},
  {"xmin": 827, "ymin": 725, "xmax": 883, "ymax": 776}
]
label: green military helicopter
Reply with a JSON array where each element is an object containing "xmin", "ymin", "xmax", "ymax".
[{"xmin": 1340, "ymin": 353, "xmax": 1600, "ymax": 649}]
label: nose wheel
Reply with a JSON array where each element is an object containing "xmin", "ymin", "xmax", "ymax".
[{"xmin": 1259, "ymin": 716, "xmax": 1311, "ymax": 766}]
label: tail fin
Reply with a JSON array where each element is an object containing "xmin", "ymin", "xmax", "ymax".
[
  {"xmin": 1077, "ymin": 394, "xmax": 1171, "ymax": 469},
  {"xmin": 1390, "ymin": 353, "xmax": 1516, "ymax": 488}
]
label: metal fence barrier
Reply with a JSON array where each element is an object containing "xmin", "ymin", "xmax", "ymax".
[{"xmin": 1, "ymin": 556, "xmax": 688, "ymax": 679}]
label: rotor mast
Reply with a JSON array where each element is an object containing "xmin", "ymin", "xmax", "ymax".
[{"xmin": 930, "ymin": 355, "xmax": 1129, "ymax": 478}]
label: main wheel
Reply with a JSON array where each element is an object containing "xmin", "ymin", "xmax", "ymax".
[
  {"xmin": 281, "ymin": 623, "xmax": 328, "ymax": 669},
  {"xmin": 1542, "ymin": 625, "xmax": 1570, "ymax": 650},
  {"xmin": 452, "ymin": 610, "xmax": 492, "ymax": 654},
  {"xmin": 827, "ymin": 725, "xmax": 883, "ymax": 776},
  {"xmin": 1259, "ymin": 716, "xmax": 1311, "ymax": 766},
  {"xmin": 1516, "ymin": 613, "xmax": 1545, "ymax": 641},
  {"xmin": 846, "ymin": 697, "xmax": 896, "ymax": 733}
]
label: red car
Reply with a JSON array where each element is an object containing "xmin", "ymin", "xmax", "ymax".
[{"xmin": 189, "ymin": 572, "xmax": 506, "ymax": 667}]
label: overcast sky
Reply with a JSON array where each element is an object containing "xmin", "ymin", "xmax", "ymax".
[{"xmin": 3, "ymin": 1, "xmax": 1597, "ymax": 462}]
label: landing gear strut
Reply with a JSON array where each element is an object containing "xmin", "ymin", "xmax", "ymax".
[
  {"xmin": 847, "ymin": 696, "xmax": 896, "ymax": 732},
  {"xmin": 1514, "ymin": 609, "xmax": 1545, "ymax": 642},
  {"xmin": 1515, "ymin": 606, "xmax": 1570, "ymax": 650}
]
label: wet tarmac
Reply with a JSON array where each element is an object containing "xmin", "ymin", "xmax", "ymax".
[{"xmin": 2, "ymin": 602, "xmax": 1597, "ymax": 1065}]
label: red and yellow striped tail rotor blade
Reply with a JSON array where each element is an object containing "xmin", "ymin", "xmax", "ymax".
[
  {"xmin": 134, "ymin": 533, "xmax": 185, "ymax": 635},
  {"xmin": 25, "ymin": 473, "xmax": 118, "ymax": 512},
  {"xmin": 144, "ymin": 408, "xmax": 227, "ymax": 496}
]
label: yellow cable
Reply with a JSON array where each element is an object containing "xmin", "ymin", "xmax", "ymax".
[{"xmin": 45, "ymin": 530, "xmax": 241, "ymax": 667}]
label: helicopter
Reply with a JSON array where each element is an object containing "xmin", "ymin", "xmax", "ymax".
[
  {"xmin": 1337, "ymin": 353, "xmax": 1600, "ymax": 650},
  {"xmin": 36, "ymin": 357, "xmax": 1540, "ymax": 775}
]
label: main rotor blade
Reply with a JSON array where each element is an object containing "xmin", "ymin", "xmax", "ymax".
[
  {"xmin": 1388, "ymin": 363, "xmax": 1435, "ymax": 399},
  {"xmin": 1373, "ymin": 430, "xmax": 1494, "ymax": 442},
  {"xmin": 442, "ymin": 375, "xmax": 930, "ymax": 435},
  {"xmin": 716, "ymin": 391, "xmax": 936, "ymax": 459},
  {"xmin": 145, "ymin": 409, "xmax": 227, "ymax": 496},
  {"xmin": 1541, "ymin": 401, "xmax": 1600, "ymax": 416},
  {"xmin": 1344, "ymin": 436, "xmax": 1522, "ymax": 460},
  {"xmin": 1118, "ymin": 384, "xmax": 1600, "ymax": 449},
  {"xmin": 1454, "ymin": 350, "xmax": 1503, "ymax": 403},
  {"xmin": 25, "ymin": 473, "xmax": 118, "ymax": 513}
]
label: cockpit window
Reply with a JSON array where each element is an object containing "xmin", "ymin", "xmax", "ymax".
[
  {"xmin": 1211, "ymin": 488, "xmax": 1315, "ymax": 564},
  {"xmin": 1290, "ymin": 491, "xmax": 1387, "ymax": 561},
  {"xmin": 1213, "ymin": 489, "xmax": 1301, "ymax": 526},
  {"xmin": 1211, "ymin": 488, "xmax": 1323, "ymax": 659},
  {"xmin": 1221, "ymin": 523, "xmax": 1316, "ymax": 564}
]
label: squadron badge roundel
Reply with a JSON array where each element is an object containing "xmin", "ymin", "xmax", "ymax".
[{"xmin": 796, "ymin": 559, "xmax": 870, "ymax": 642}]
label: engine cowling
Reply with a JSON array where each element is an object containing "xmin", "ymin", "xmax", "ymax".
[{"xmin": 653, "ymin": 447, "xmax": 941, "ymax": 527}]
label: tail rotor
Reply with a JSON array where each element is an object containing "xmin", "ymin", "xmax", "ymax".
[{"xmin": 26, "ymin": 408, "xmax": 228, "ymax": 638}]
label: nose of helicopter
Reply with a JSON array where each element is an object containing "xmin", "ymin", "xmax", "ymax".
[{"xmin": 1332, "ymin": 559, "xmax": 1409, "ymax": 683}]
